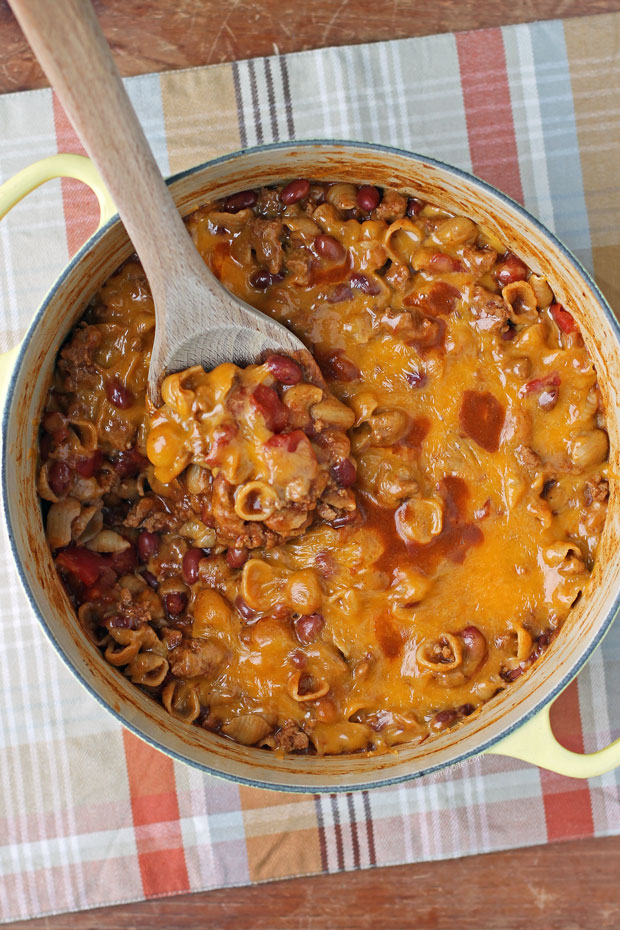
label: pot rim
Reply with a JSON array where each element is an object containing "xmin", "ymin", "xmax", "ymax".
[{"xmin": 4, "ymin": 139, "xmax": 620, "ymax": 792}]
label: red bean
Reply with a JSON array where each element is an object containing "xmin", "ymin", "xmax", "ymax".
[
  {"xmin": 280, "ymin": 178, "xmax": 310, "ymax": 205},
  {"xmin": 502, "ymin": 666, "xmax": 524, "ymax": 682},
  {"xmin": 406, "ymin": 197, "xmax": 424, "ymax": 217},
  {"xmin": 314, "ymin": 234, "xmax": 346, "ymax": 262},
  {"xmin": 265, "ymin": 354, "xmax": 302, "ymax": 384},
  {"xmin": 431, "ymin": 709, "xmax": 458, "ymax": 731},
  {"xmin": 221, "ymin": 189, "xmax": 257, "ymax": 213},
  {"xmin": 109, "ymin": 613, "xmax": 140, "ymax": 631},
  {"xmin": 182, "ymin": 547, "xmax": 204, "ymax": 584},
  {"xmin": 164, "ymin": 591, "xmax": 187, "ymax": 618},
  {"xmin": 48, "ymin": 460, "xmax": 72, "ymax": 497},
  {"xmin": 138, "ymin": 531, "xmax": 159, "ymax": 563},
  {"xmin": 290, "ymin": 649, "xmax": 307, "ymax": 668},
  {"xmin": 331, "ymin": 459, "xmax": 357, "ymax": 488},
  {"xmin": 72, "ymin": 450, "xmax": 103, "ymax": 478},
  {"xmin": 235, "ymin": 595, "xmax": 259, "ymax": 621},
  {"xmin": 320, "ymin": 351, "xmax": 361, "ymax": 382},
  {"xmin": 538, "ymin": 386, "xmax": 559, "ymax": 411},
  {"xmin": 251, "ymin": 383, "xmax": 289, "ymax": 432},
  {"xmin": 42, "ymin": 411, "xmax": 69, "ymax": 440},
  {"xmin": 226, "ymin": 547, "xmax": 249, "ymax": 569},
  {"xmin": 142, "ymin": 570, "xmax": 159, "ymax": 589},
  {"xmin": 109, "ymin": 544, "xmax": 137, "ymax": 577},
  {"xmin": 294, "ymin": 613, "xmax": 325, "ymax": 644},
  {"xmin": 327, "ymin": 284, "xmax": 354, "ymax": 304},
  {"xmin": 250, "ymin": 269, "xmax": 272, "ymax": 290},
  {"xmin": 113, "ymin": 448, "xmax": 149, "ymax": 478},
  {"xmin": 458, "ymin": 703, "xmax": 475, "ymax": 716},
  {"xmin": 350, "ymin": 272, "xmax": 381, "ymax": 296},
  {"xmin": 427, "ymin": 252, "xmax": 463, "ymax": 273},
  {"xmin": 495, "ymin": 252, "xmax": 528, "ymax": 286},
  {"xmin": 356, "ymin": 185, "xmax": 380, "ymax": 211},
  {"xmin": 39, "ymin": 433, "xmax": 52, "ymax": 462},
  {"xmin": 105, "ymin": 377, "xmax": 134, "ymax": 409},
  {"xmin": 331, "ymin": 510, "xmax": 358, "ymax": 528}
]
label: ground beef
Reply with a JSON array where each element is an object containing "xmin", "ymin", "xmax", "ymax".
[
  {"xmin": 170, "ymin": 639, "xmax": 225, "ymax": 679},
  {"xmin": 58, "ymin": 324, "xmax": 102, "ymax": 390},
  {"xmin": 275, "ymin": 721, "xmax": 309, "ymax": 752},
  {"xmin": 373, "ymin": 190, "xmax": 407, "ymax": 222},
  {"xmin": 516, "ymin": 445, "xmax": 541, "ymax": 470},
  {"xmin": 585, "ymin": 474, "xmax": 609, "ymax": 505},
  {"xmin": 113, "ymin": 588, "xmax": 152, "ymax": 629},
  {"xmin": 470, "ymin": 286, "xmax": 511, "ymax": 334},
  {"xmin": 384, "ymin": 262, "xmax": 411, "ymax": 292}
]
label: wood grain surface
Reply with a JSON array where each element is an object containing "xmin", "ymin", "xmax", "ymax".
[
  {"xmin": 3, "ymin": 1, "xmax": 620, "ymax": 928},
  {"xmin": 2, "ymin": 0, "xmax": 620, "ymax": 94},
  {"xmin": 6, "ymin": 834, "xmax": 620, "ymax": 930}
]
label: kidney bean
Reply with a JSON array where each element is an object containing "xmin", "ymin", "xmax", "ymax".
[
  {"xmin": 406, "ymin": 197, "xmax": 424, "ymax": 217},
  {"xmin": 105, "ymin": 377, "xmax": 134, "ymax": 409},
  {"xmin": 495, "ymin": 252, "xmax": 528, "ymax": 286},
  {"xmin": 350, "ymin": 272, "xmax": 381, "ymax": 296},
  {"xmin": 164, "ymin": 591, "xmax": 187, "ymax": 618},
  {"xmin": 500, "ymin": 324, "xmax": 517, "ymax": 341},
  {"xmin": 327, "ymin": 284, "xmax": 354, "ymax": 304},
  {"xmin": 265, "ymin": 353, "xmax": 302, "ymax": 384},
  {"xmin": 427, "ymin": 252, "xmax": 463, "ymax": 273},
  {"xmin": 48, "ymin": 460, "xmax": 72, "ymax": 497},
  {"xmin": 538, "ymin": 386, "xmax": 559, "ymax": 411},
  {"xmin": 251, "ymin": 383, "xmax": 289, "ymax": 432},
  {"xmin": 319, "ymin": 350, "xmax": 361, "ymax": 382},
  {"xmin": 294, "ymin": 612, "xmax": 325, "ymax": 645},
  {"xmin": 235, "ymin": 595, "xmax": 259, "ymax": 621},
  {"xmin": 39, "ymin": 433, "xmax": 52, "ymax": 462},
  {"xmin": 502, "ymin": 666, "xmax": 524, "ymax": 682},
  {"xmin": 113, "ymin": 448, "xmax": 149, "ymax": 478},
  {"xmin": 109, "ymin": 544, "xmax": 137, "ymax": 577},
  {"xmin": 142, "ymin": 570, "xmax": 159, "ymax": 589},
  {"xmin": 138, "ymin": 530, "xmax": 159, "ymax": 563},
  {"xmin": 431, "ymin": 709, "xmax": 458, "ymax": 731},
  {"xmin": 72, "ymin": 449, "xmax": 103, "ymax": 478},
  {"xmin": 280, "ymin": 178, "xmax": 310, "ymax": 204},
  {"xmin": 331, "ymin": 459, "xmax": 357, "ymax": 488},
  {"xmin": 405, "ymin": 369, "xmax": 427, "ymax": 388},
  {"xmin": 314, "ymin": 234, "xmax": 346, "ymax": 261},
  {"xmin": 549, "ymin": 302, "xmax": 578, "ymax": 334},
  {"xmin": 182, "ymin": 547, "xmax": 204, "ymax": 584},
  {"xmin": 458, "ymin": 703, "xmax": 475, "ymax": 716},
  {"xmin": 226, "ymin": 547, "xmax": 249, "ymax": 569},
  {"xmin": 356, "ymin": 185, "xmax": 380, "ymax": 211},
  {"xmin": 109, "ymin": 613, "xmax": 140, "ymax": 631},
  {"xmin": 249, "ymin": 269, "xmax": 285, "ymax": 290},
  {"xmin": 221, "ymin": 189, "xmax": 257, "ymax": 213},
  {"xmin": 290, "ymin": 649, "xmax": 307, "ymax": 668},
  {"xmin": 42, "ymin": 411, "xmax": 70, "ymax": 441}
]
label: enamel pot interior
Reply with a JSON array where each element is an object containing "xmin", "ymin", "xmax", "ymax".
[{"xmin": 4, "ymin": 141, "xmax": 620, "ymax": 791}]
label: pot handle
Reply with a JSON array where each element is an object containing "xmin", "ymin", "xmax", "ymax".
[
  {"xmin": 0, "ymin": 152, "xmax": 116, "ymax": 227},
  {"xmin": 0, "ymin": 154, "xmax": 116, "ymax": 395},
  {"xmin": 487, "ymin": 702, "xmax": 620, "ymax": 778}
]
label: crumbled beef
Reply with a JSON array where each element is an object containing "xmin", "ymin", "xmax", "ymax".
[
  {"xmin": 384, "ymin": 262, "xmax": 411, "ymax": 292},
  {"xmin": 113, "ymin": 588, "xmax": 152, "ymax": 629},
  {"xmin": 516, "ymin": 445, "xmax": 541, "ymax": 470},
  {"xmin": 125, "ymin": 497, "xmax": 172, "ymax": 532},
  {"xmin": 170, "ymin": 639, "xmax": 225, "ymax": 679},
  {"xmin": 585, "ymin": 474, "xmax": 609, "ymax": 505},
  {"xmin": 249, "ymin": 217, "xmax": 284, "ymax": 274},
  {"xmin": 373, "ymin": 190, "xmax": 407, "ymax": 222},
  {"xmin": 211, "ymin": 474, "xmax": 269, "ymax": 548},
  {"xmin": 275, "ymin": 721, "xmax": 309, "ymax": 752},
  {"xmin": 285, "ymin": 246, "xmax": 311, "ymax": 286},
  {"xmin": 470, "ymin": 286, "xmax": 511, "ymax": 334},
  {"xmin": 58, "ymin": 324, "xmax": 102, "ymax": 390}
]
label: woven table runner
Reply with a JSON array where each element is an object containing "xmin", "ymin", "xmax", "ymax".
[{"xmin": 1, "ymin": 12, "xmax": 620, "ymax": 923}]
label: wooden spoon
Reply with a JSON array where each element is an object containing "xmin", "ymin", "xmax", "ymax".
[{"xmin": 9, "ymin": 0, "xmax": 305, "ymax": 402}]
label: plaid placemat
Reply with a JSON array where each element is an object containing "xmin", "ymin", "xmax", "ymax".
[{"xmin": 1, "ymin": 12, "xmax": 620, "ymax": 924}]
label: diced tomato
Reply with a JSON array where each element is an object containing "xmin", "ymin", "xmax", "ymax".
[
  {"xmin": 549, "ymin": 302, "xmax": 578, "ymax": 334},
  {"xmin": 56, "ymin": 546, "xmax": 107, "ymax": 587},
  {"xmin": 522, "ymin": 372, "xmax": 561, "ymax": 395},
  {"xmin": 251, "ymin": 383, "xmax": 289, "ymax": 432}
]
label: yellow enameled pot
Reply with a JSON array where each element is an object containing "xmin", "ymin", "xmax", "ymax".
[{"xmin": 1, "ymin": 142, "xmax": 619, "ymax": 791}]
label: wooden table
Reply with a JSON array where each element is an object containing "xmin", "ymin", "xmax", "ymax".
[{"xmin": 3, "ymin": 1, "xmax": 620, "ymax": 927}]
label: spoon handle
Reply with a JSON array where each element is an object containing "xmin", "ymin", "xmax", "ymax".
[{"xmin": 9, "ymin": 0, "xmax": 210, "ymax": 303}]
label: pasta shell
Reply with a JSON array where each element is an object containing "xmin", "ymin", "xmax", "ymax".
[
  {"xmin": 222, "ymin": 714, "xmax": 273, "ymax": 746},
  {"xmin": 88, "ymin": 529, "xmax": 131, "ymax": 553},
  {"xmin": 71, "ymin": 504, "xmax": 103, "ymax": 544},
  {"xmin": 46, "ymin": 497, "xmax": 81, "ymax": 550},
  {"xmin": 126, "ymin": 653, "xmax": 169, "ymax": 687}
]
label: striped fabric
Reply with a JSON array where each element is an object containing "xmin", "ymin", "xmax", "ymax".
[{"xmin": 1, "ymin": 12, "xmax": 620, "ymax": 923}]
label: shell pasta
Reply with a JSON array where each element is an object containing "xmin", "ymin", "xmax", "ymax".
[{"xmin": 36, "ymin": 177, "xmax": 609, "ymax": 755}]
